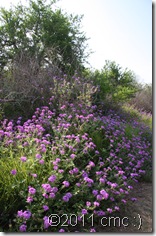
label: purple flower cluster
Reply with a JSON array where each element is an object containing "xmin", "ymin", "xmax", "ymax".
[
  {"xmin": 11, "ymin": 169, "xmax": 17, "ymax": 175},
  {"xmin": 17, "ymin": 210, "xmax": 31, "ymax": 220},
  {"xmin": 48, "ymin": 175, "xmax": 56, "ymax": 183},
  {"xmin": 19, "ymin": 224, "xmax": 27, "ymax": 232},
  {"xmin": 28, "ymin": 186, "xmax": 36, "ymax": 195},
  {"xmin": 62, "ymin": 180, "xmax": 70, "ymax": 187},
  {"xmin": 62, "ymin": 192, "xmax": 72, "ymax": 202},
  {"xmin": 20, "ymin": 156, "xmax": 27, "ymax": 162}
]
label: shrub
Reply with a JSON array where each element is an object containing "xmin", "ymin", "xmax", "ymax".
[{"xmin": 0, "ymin": 52, "xmax": 97, "ymax": 121}]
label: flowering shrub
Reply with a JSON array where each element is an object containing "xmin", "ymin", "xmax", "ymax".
[{"xmin": 0, "ymin": 77, "xmax": 152, "ymax": 232}]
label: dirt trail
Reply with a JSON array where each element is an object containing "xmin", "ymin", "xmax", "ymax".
[{"xmin": 98, "ymin": 182, "xmax": 152, "ymax": 233}]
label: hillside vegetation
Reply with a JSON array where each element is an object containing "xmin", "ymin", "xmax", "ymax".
[{"xmin": 0, "ymin": 0, "xmax": 152, "ymax": 232}]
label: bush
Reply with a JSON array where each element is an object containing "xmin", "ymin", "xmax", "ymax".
[{"xmin": 0, "ymin": 51, "xmax": 97, "ymax": 121}]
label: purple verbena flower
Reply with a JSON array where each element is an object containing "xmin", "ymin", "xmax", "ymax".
[
  {"xmin": 17, "ymin": 210, "xmax": 23, "ymax": 218},
  {"xmin": 42, "ymin": 183, "xmax": 52, "ymax": 192},
  {"xmin": 51, "ymin": 187, "xmax": 58, "ymax": 193},
  {"xmin": 97, "ymin": 210, "xmax": 105, "ymax": 216},
  {"xmin": 53, "ymin": 165, "xmax": 58, "ymax": 170},
  {"xmin": 118, "ymin": 170, "xmax": 124, "ymax": 175},
  {"xmin": 28, "ymin": 186, "xmax": 36, "ymax": 195},
  {"xmin": 62, "ymin": 195, "xmax": 69, "ymax": 202},
  {"xmin": 92, "ymin": 190, "xmax": 98, "ymax": 196},
  {"xmin": 43, "ymin": 216, "xmax": 51, "ymax": 229},
  {"xmin": 60, "ymin": 149, "xmax": 65, "ymax": 155},
  {"xmin": 48, "ymin": 175, "xmax": 56, "ymax": 183},
  {"xmin": 56, "ymin": 158, "xmax": 61, "ymax": 163},
  {"xmin": 99, "ymin": 178, "xmax": 105, "ymax": 184},
  {"xmin": 86, "ymin": 201, "xmax": 91, "ymax": 207},
  {"xmin": 114, "ymin": 206, "xmax": 120, "ymax": 211},
  {"xmin": 26, "ymin": 196, "xmax": 33, "ymax": 203},
  {"xmin": 94, "ymin": 201, "xmax": 100, "ymax": 207},
  {"xmin": 107, "ymin": 208, "xmax": 113, "ymax": 213},
  {"xmin": 84, "ymin": 177, "xmax": 94, "ymax": 184},
  {"xmin": 76, "ymin": 183, "xmax": 81, "ymax": 187},
  {"xmin": 110, "ymin": 183, "xmax": 118, "ymax": 188},
  {"xmin": 82, "ymin": 171, "xmax": 88, "ymax": 177},
  {"xmin": 66, "ymin": 192, "xmax": 72, "ymax": 198},
  {"xmin": 100, "ymin": 189, "xmax": 109, "ymax": 200},
  {"xmin": 19, "ymin": 224, "xmax": 27, "ymax": 232},
  {"xmin": 43, "ymin": 205, "xmax": 49, "ymax": 211},
  {"xmin": 73, "ymin": 167, "xmax": 79, "ymax": 174},
  {"xmin": 36, "ymin": 153, "xmax": 41, "ymax": 159},
  {"xmin": 89, "ymin": 161, "xmax": 95, "ymax": 167},
  {"xmin": 96, "ymin": 195, "xmax": 103, "ymax": 201},
  {"xmin": 70, "ymin": 154, "xmax": 76, "ymax": 159},
  {"xmin": 11, "ymin": 169, "xmax": 17, "ymax": 175},
  {"xmin": 63, "ymin": 181, "xmax": 70, "ymax": 187},
  {"xmin": 23, "ymin": 210, "xmax": 31, "ymax": 220},
  {"xmin": 131, "ymin": 173, "xmax": 139, "ymax": 177},
  {"xmin": 121, "ymin": 199, "xmax": 127, "ymax": 204},
  {"xmin": 42, "ymin": 193, "xmax": 49, "ymax": 198},
  {"xmin": 81, "ymin": 209, "xmax": 88, "ymax": 215},
  {"xmin": 39, "ymin": 159, "xmax": 44, "ymax": 164},
  {"xmin": 131, "ymin": 197, "xmax": 137, "ymax": 202},
  {"xmin": 20, "ymin": 156, "xmax": 27, "ymax": 162},
  {"xmin": 31, "ymin": 173, "xmax": 37, "ymax": 178},
  {"xmin": 49, "ymin": 192, "xmax": 55, "ymax": 198}
]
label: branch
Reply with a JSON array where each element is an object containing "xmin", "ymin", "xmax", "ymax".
[{"xmin": 0, "ymin": 99, "xmax": 16, "ymax": 103}]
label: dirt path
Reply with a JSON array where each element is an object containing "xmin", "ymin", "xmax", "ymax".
[{"xmin": 97, "ymin": 182, "xmax": 153, "ymax": 233}]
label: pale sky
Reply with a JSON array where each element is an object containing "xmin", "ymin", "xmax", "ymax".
[{"xmin": 0, "ymin": 0, "xmax": 152, "ymax": 84}]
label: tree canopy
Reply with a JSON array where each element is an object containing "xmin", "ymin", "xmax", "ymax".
[
  {"xmin": 0, "ymin": 0, "xmax": 88, "ymax": 74},
  {"xmin": 90, "ymin": 60, "xmax": 139, "ymax": 103}
]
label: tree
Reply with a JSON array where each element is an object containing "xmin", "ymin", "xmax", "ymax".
[
  {"xmin": 91, "ymin": 60, "xmax": 139, "ymax": 104},
  {"xmin": 0, "ymin": 0, "xmax": 88, "ymax": 74}
]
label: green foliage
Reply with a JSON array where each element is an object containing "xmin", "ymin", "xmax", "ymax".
[
  {"xmin": 124, "ymin": 124, "xmax": 140, "ymax": 140},
  {"xmin": 91, "ymin": 60, "xmax": 139, "ymax": 104},
  {"xmin": 0, "ymin": 0, "xmax": 88, "ymax": 74}
]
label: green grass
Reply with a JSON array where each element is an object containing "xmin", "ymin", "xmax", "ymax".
[{"xmin": 122, "ymin": 104, "xmax": 152, "ymax": 130}]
